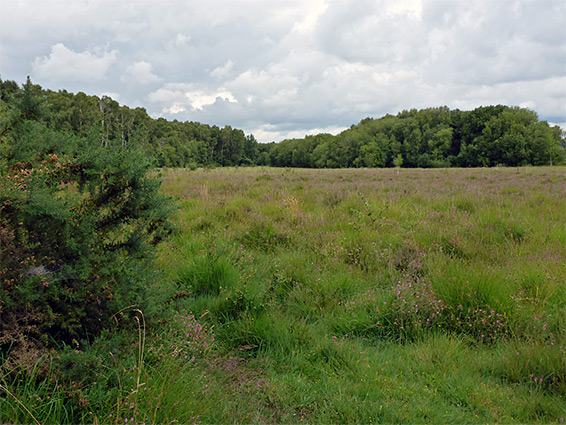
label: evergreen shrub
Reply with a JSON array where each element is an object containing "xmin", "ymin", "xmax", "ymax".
[{"xmin": 0, "ymin": 114, "xmax": 174, "ymax": 368}]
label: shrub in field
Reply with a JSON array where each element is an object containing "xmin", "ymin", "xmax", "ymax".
[
  {"xmin": 336, "ymin": 277, "xmax": 444, "ymax": 341},
  {"xmin": 385, "ymin": 238, "xmax": 427, "ymax": 276},
  {"xmin": 380, "ymin": 277, "xmax": 449, "ymax": 341},
  {"xmin": 445, "ymin": 305, "xmax": 508, "ymax": 343},
  {"xmin": 480, "ymin": 214, "xmax": 529, "ymax": 244},
  {"xmin": 214, "ymin": 278, "xmax": 272, "ymax": 324},
  {"xmin": 91, "ymin": 311, "xmax": 215, "ymax": 425},
  {"xmin": 0, "ymin": 100, "xmax": 174, "ymax": 368}
]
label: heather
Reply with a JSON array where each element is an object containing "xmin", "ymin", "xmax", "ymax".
[
  {"xmin": 157, "ymin": 167, "xmax": 566, "ymax": 422},
  {"xmin": 3, "ymin": 163, "xmax": 566, "ymax": 423}
]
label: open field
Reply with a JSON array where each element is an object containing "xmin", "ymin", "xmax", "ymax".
[
  {"xmin": 155, "ymin": 166, "xmax": 565, "ymax": 423},
  {"xmin": 2, "ymin": 166, "xmax": 565, "ymax": 424}
]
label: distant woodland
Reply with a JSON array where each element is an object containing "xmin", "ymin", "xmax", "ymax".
[{"xmin": 1, "ymin": 78, "xmax": 564, "ymax": 168}]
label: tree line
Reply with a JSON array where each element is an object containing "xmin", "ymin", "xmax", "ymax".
[
  {"xmin": 266, "ymin": 106, "xmax": 565, "ymax": 168},
  {"xmin": 0, "ymin": 77, "xmax": 260, "ymax": 168},
  {"xmin": 1, "ymin": 78, "xmax": 564, "ymax": 168}
]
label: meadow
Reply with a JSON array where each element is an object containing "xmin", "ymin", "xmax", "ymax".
[{"xmin": 2, "ymin": 166, "xmax": 565, "ymax": 424}]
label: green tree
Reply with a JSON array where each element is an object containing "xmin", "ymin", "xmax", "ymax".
[
  {"xmin": 475, "ymin": 107, "xmax": 539, "ymax": 166},
  {"xmin": 428, "ymin": 127, "xmax": 453, "ymax": 167},
  {"xmin": 243, "ymin": 134, "xmax": 259, "ymax": 165},
  {"xmin": 393, "ymin": 153, "xmax": 404, "ymax": 168},
  {"xmin": 358, "ymin": 140, "xmax": 385, "ymax": 167}
]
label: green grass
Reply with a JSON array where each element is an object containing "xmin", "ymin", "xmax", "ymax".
[{"xmin": 2, "ymin": 166, "xmax": 565, "ymax": 423}]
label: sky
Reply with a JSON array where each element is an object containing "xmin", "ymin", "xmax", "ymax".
[{"xmin": 1, "ymin": 0, "xmax": 565, "ymax": 142}]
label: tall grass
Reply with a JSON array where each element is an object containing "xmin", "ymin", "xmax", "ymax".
[{"xmin": 2, "ymin": 166, "xmax": 565, "ymax": 423}]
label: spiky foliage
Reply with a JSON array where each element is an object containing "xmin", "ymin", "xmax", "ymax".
[{"xmin": 0, "ymin": 80, "xmax": 174, "ymax": 368}]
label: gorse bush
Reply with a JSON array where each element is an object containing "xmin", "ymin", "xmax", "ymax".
[{"xmin": 0, "ymin": 80, "xmax": 174, "ymax": 368}]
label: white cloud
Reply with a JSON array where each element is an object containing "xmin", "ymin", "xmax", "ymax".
[
  {"xmin": 211, "ymin": 60, "xmax": 234, "ymax": 80},
  {"xmin": 228, "ymin": 66, "xmax": 301, "ymax": 108},
  {"xmin": 32, "ymin": 43, "xmax": 117, "ymax": 83},
  {"xmin": 251, "ymin": 123, "xmax": 347, "ymax": 143},
  {"xmin": 451, "ymin": 76, "xmax": 566, "ymax": 116},
  {"xmin": 147, "ymin": 85, "xmax": 189, "ymax": 114},
  {"xmin": 122, "ymin": 61, "xmax": 162, "ymax": 84},
  {"xmin": 289, "ymin": 0, "xmax": 328, "ymax": 35},
  {"xmin": 387, "ymin": 0, "xmax": 423, "ymax": 18},
  {"xmin": 148, "ymin": 83, "xmax": 237, "ymax": 114},
  {"xmin": 99, "ymin": 92, "xmax": 121, "ymax": 102},
  {"xmin": 187, "ymin": 90, "xmax": 237, "ymax": 111},
  {"xmin": 175, "ymin": 33, "xmax": 191, "ymax": 45}
]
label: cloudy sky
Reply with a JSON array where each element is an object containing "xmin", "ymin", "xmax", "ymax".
[{"xmin": 1, "ymin": 0, "xmax": 565, "ymax": 142}]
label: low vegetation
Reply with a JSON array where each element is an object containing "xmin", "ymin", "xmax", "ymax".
[{"xmin": 3, "ymin": 164, "xmax": 564, "ymax": 424}]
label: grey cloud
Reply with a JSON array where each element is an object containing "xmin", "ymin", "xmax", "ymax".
[
  {"xmin": 1, "ymin": 0, "xmax": 564, "ymax": 142},
  {"xmin": 419, "ymin": 0, "xmax": 566, "ymax": 85},
  {"xmin": 316, "ymin": 0, "xmax": 426, "ymax": 65}
]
